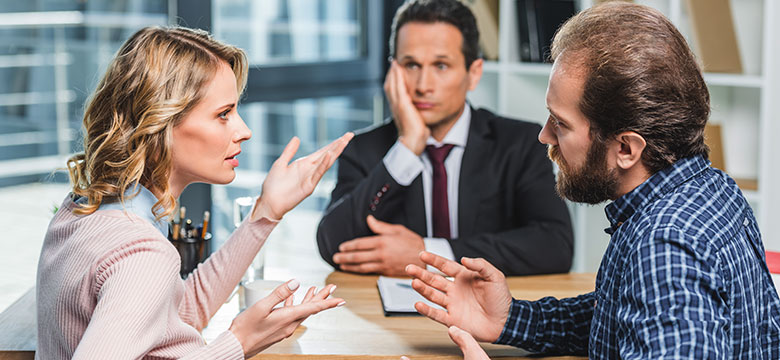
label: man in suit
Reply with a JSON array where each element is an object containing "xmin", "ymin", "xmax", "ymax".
[{"xmin": 316, "ymin": 0, "xmax": 573, "ymax": 276}]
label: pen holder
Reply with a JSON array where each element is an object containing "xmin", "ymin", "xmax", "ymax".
[{"xmin": 172, "ymin": 232, "xmax": 212, "ymax": 279}]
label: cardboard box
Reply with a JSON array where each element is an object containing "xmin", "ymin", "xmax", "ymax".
[
  {"xmin": 685, "ymin": 0, "xmax": 743, "ymax": 73},
  {"xmin": 466, "ymin": 0, "xmax": 500, "ymax": 60}
]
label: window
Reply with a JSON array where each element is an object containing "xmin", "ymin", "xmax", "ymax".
[
  {"xmin": 0, "ymin": 0, "xmax": 169, "ymax": 311},
  {"xmin": 214, "ymin": 0, "xmax": 365, "ymax": 65},
  {"xmin": 0, "ymin": 0, "xmax": 169, "ymax": 186}
]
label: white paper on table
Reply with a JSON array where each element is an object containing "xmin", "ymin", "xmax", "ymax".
[{"xmin": 377, "ymin": 276, "xmax": 445, "ymax": 316}]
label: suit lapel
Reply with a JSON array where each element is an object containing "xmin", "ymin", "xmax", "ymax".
[{"xmin": 458, "ymin": 108, "xmax": 492, "ymax": 239}]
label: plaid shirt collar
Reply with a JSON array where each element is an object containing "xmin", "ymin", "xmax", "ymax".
[{"xmin": 604, "ymin": 154, "xmax": 710, "ymax": 235}]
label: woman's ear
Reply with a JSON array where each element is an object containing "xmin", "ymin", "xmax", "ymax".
[{"xmin": 614, "ymin": 131, "xmax": 646, "ymax": 170}]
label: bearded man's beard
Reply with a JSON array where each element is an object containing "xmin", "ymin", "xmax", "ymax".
[{"xmin": 548, "ymin": 139, "xmax": 619, "ymax": 204}]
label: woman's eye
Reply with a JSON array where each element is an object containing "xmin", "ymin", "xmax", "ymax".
[{"xmin": 218, "ymin": 109, "xmax": 230, "ymax": 120}]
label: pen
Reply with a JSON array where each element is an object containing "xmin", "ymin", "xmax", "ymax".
[
  {"xmin": 201, "ymin": 211, "xmax": 210, "ymax": 240},
  {"xmin": 179, "ymin": 207, "xmax": 187, "ymax": 239}
]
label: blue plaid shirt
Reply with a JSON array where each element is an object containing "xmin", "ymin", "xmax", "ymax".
[{"xmin": 496, "ymin": 155, "xmax": 780, "ymax": 358}]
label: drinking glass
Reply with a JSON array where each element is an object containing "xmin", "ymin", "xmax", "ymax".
[{"xmin": 233, "ymin": 196, "xmax": 265, "ymax": 282}]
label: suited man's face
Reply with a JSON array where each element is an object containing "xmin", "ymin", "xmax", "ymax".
[{"xmin": 395, "ymin": 21, "xmax": 483, "ymax": 130}]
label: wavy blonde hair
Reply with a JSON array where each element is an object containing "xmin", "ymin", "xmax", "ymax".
[{"xmin": 67, "ymin": 26, "xmax": 248, "ymax": 220}]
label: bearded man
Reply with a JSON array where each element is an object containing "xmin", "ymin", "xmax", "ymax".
[{"xmin": 404, "ymin": 2, "xmax": 780, "ymax": 358}]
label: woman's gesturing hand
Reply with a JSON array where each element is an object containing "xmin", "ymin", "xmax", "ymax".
[
  {"xmin": 252, "ymin": 132, "xmax": 353, "ymax": 221},
  {"xmin": 229, "ymin": 279, "xmax": 345, "ymax": 357}
]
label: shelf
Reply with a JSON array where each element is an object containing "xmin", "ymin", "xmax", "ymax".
[
  {"xmin": 505, "ymin": 62, "xmax": 553, "ymax": 76},
  {"xmin": 703, "ymin": 73, "xmax": 764, "ymax": 88},
  {"xmin": 743, "ymin": 189, "xmax": 760, "ymax": 204},
  {"xmin": 735, "ymin": 177, "xmax": 758, "ymax": 191},
  {"xmin": 485, "ymin": 61, "xmax": 764, "ymax": 88},
  {"xmin": 482, "ymin": 60, "xmax": 502, "ymax": 73},
  {"xmin": 483, "ymin": 61, "xmax": 552, "ymax": 76},
  {"xmin": 736, "ymin": 178, "xmax": 759, "ymax": 204}
]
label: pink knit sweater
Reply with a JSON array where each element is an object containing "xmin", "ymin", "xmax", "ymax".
[{"xmin": 36, "ymin": 195, "xmax": 277, "ymax": 359}]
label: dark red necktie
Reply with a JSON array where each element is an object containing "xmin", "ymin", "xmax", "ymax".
[{"xmin": 426, "ymin": 144, "xmax": 455, "ymax": 239}]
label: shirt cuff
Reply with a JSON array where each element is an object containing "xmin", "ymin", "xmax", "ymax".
[
  {"xmin": 424, "ymin": 237, "xmax": 455, "ymax": 273},
  {"xmin": 383, "ymin": 141, "xmax": 424, "ymax": 186},
  {"xmin": 495, "ymin": 299, "xmax": 533, "ymax": 347}
]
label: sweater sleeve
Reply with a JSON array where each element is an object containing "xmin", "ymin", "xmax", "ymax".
[
  {"xmin": 73, "ymin": 239, "xmax": 245, "ymax": 360},
  {"xmin": 177, "ymin": 217, "xmax": 278, "ymax": 330}
]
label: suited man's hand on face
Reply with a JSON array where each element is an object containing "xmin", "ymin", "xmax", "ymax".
[
  {"xmin": 405, "ymin": 251, "xmax": 512, "ymax": 343},
  {"xmin": 332, "ymin": 215, "xmax": 426, "ymax": 276},
  {"xmin": 384, "ymin": 60, "xmax": 430, "ymax": 156}
]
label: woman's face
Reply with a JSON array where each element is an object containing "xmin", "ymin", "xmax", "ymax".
[{"xmin": 170, "ymin": 61, "xmax": 251, "ymax": 194}]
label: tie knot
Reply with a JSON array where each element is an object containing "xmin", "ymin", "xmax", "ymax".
[{"xmin": 425, "ymin": 144, "xmax": 455, "ymax": 164}]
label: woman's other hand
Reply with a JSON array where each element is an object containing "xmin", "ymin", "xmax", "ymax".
[
  {"xmin": 252, "ymin": 132, "xmax": 353, "ymax": 221},
  {"xmin": 229, "ymin": 279, "xmax": 345, "ymax": 357}
]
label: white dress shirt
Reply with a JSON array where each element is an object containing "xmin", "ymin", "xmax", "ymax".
[{"xmin": 382, "ymin": 104, "xmax": 471, "ymax": 261}]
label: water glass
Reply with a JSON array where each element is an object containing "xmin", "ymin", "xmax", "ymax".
[{"xmin": 234, "ymin": 196, "xmax": 265, "ymax": 282}]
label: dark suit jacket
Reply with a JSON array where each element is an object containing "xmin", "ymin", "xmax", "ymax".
[{"xmin": 316, "ymin": 107, "xmax": 573, "ymax": 275}]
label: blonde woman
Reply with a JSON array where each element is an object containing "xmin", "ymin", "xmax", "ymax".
[{"xmin": 36, "ymin": 26, "xmax": 353, "ymax": 359}]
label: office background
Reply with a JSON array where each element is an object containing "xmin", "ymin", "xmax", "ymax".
[
  {"xmin": 0, "ymin": 0, "xmax": 406, "ymax": 311},
  {"xmin": 1, "ymin": 0, "xmax": 779, "ymax": 312}
]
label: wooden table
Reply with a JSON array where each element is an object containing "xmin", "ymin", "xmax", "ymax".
[
  {"xmin": 199, "ymin": 271, "xmax": 594, "ymax": 360},
  {"xmin": 0, "ymin": 272, "xmax": 594, "ymax": 360},
  {"xmin": 0, "ymin": 209, "xmax": 595, "ymax": 359}
]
